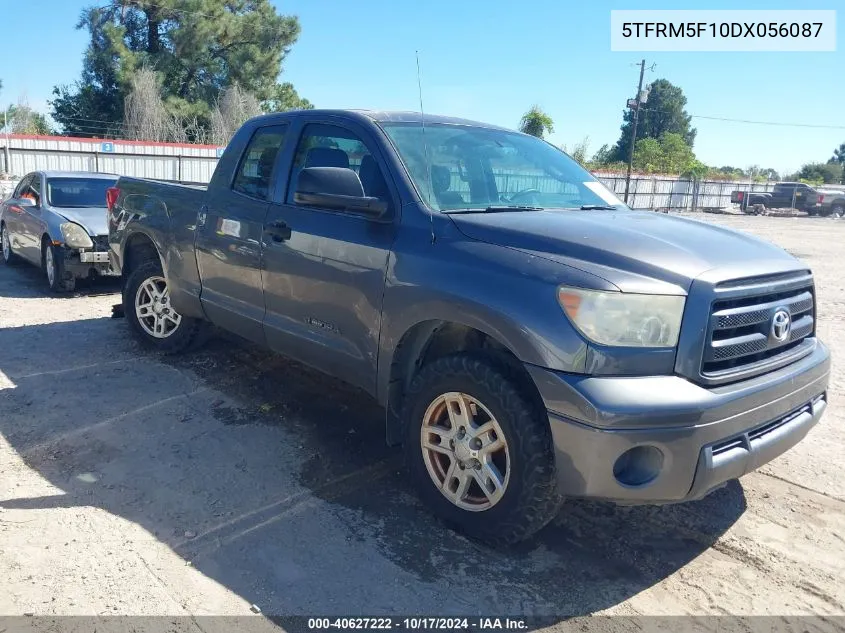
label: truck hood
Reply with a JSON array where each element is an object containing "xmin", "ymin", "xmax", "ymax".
[
  {"xmin": 449, "ymin": 210, "xmax": 805, "ymax": 293},
  {"xmin": 54, "ymin": 207, "xmax": 108, "ymax": 236}
]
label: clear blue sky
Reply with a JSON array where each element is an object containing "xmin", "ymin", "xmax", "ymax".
[{"xmin": 2, "ymin": 0, "xmax": 842, "ymax": 175}]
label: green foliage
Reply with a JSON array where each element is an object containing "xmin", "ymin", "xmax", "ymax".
[
  {"xmin": 830, "ymin": 143, "xmax": 845, "ymax": 181},
  {"xmin": 562, "ymin": 137, "xmax": 590, "ymax": 167},
  {"xmin": 786, "ymin": 162, "xmax": 843, "ymax": 184},
  {"xmin": 610, "ymin": 79, "xmax": 696, "ymax": 162},
  {"xmin": 590, "ymin": 144, "xmax": 613, "ymax": 166},
  {"xmin": 262, "ymin": 82, "xmax": 313, "ymax": 113},
  {"xmin": 519, "ymin": 105, "xmax": 554, "ymax": 139},
  {"xmin": 682, "ymin": 160, "xmax": 709, "ymax": 181},
  {"xmin": 1, "ymin": 103, "xmax": 55, "ymax": 135},
  {"xmin": 631, "ymin": 132, "xmax": 695, "ymax": 174},
  {"xmin": 51, "ymin": 0, "xmax": 311, "ymax": 139},
  {"xmin": 631, "ymin": 137, "xmax": 663, "ymax": 172}
]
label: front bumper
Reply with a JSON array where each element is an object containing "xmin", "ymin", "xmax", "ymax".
[
  {"xmin": 526, "ymin": 340, "xmax": 830, "ymax": 504},
  {"xmin": 62, "ymin": 248, "xmax": 119, "ymax": 278}
]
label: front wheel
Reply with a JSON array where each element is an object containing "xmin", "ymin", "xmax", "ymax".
[
  {"xmin": 123, "ymin": 259, "xmax": 206, "ymax": 353},
  {"xmin": 1, "ymin": 224, "xmax": 20, "ymax": 266},
  {"xmin": 403, "ymin": 354, "xmax": 561, "ymax": 545},
  {"xmin": 43, "ymin": 242, "xmax": 75, "ymax": 293}
]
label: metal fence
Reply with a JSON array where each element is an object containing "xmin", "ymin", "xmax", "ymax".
[
  {"xmin": 594, "ymin": 173, "xmax": 775, "ymax": 210},
  {"xmin": 1, "ymin": 134, "xmax": 221, "ymax": 189},
  {"xmin": 1, "ymin": 133, "xmax": 778, "ymax": 211}
]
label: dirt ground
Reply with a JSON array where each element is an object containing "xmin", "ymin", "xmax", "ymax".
[{"xmin": 0, "ymin": 213, "xmax": 843, "ymax": 628}]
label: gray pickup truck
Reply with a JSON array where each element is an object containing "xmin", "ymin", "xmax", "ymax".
[{"xmin": 108, "ymin": 110, "xmax": 830, "ymax": 544}]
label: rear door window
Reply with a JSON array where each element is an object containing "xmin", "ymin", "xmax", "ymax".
[{"xmin": 232, "ymin": 125, "xmax": 288, "ymax": 201}]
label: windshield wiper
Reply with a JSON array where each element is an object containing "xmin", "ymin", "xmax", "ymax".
[
  {"xmin": 446, "ymin": 205, "xmax": 544, "ymax": 214},
  {"xmin": 578, "ymin": 204, "xmax": 618, "ymax": 210}
]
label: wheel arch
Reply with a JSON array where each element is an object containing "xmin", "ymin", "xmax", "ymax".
[
  {"xmin": 383, "ymin": 319, "xmax": 546, "ymax": 446},
  {"xmin": 122, "ymin": 231, "xmax": 162, "ymax": 280}
]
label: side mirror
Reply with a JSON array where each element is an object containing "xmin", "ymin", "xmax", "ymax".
[
  {"xmin": 16, "ymin": 197, "xmax": 36, "ymax": 208},
  {"xmin": 293, "ymin": 167, "xmax": 387, "ymax": 217}
]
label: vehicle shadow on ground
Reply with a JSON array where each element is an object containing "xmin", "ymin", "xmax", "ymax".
[
  {"xmin": 0, "ymin": 320, "xmax": 747, "ymax": 622},
  {"xmin": 0, "ymin": 262, "xmax": 121, "ymax": 299}
]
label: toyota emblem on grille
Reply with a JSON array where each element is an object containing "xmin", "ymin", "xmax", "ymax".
[{"xmin": 771, "ymin": 309, "xmax": 791, "ymax": 341}]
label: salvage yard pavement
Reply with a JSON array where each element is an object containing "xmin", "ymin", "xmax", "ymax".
[{"xmin": 0, "ymin": 213, "xmax": 843, "ymax": 626}]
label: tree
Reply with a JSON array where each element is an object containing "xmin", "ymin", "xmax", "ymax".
[
  {"xmin": 519, "ymin": 106, "xmax": 554, "ymax": 139},
  {"xmin": 210, "ymin": 84, "xmax": 264, "ymax": 145},
  {"xmin": 632, "ymin": 137, "xmax": 663, "ymax": 172},
  {"xmin": 591, "ymin": 144, "xmax": 613, "ymax": 165},
  {"xmin": 788, "ymin": 162, "xmax": 842, "ymax": 184},
  {"xmin": 51, "ymin": 0, "xmax": 311, "ymax": 139},
  {"xmin": 610, "ymin": 79, "xmax": 696, "ymax": 162},
  {"xmin": 682, "ymin": 160, "xmax": 709, "ymax": 181},
  {"xmin": 631, "ymin": 133, "xmax": 696, "ymax": 174},
  {"xmin": 831, "ymin": 143, "xmax": 845, "ymax": 181},
  {"xmin": 658, "ymin": 132, "xmax": 694, "ymax": 173},
  {"xmin": 2, "ymin": 99, "xmax": 54, "ymax": 135},
  {"xmin": 562, "ymin": 137, "xmax": 590, "ymax": 167}
]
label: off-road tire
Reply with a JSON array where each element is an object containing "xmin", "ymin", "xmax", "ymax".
[
  {"xmin": 403, "ymin": 353, "xmax": 562, "ymax": 545},
  {"xmin": 830, "ymin": 204, "xmax": 843, "ymax": 219},
  {"xmin": 123, "ymin": 258, "xmax": 206, "ymax": 354}
]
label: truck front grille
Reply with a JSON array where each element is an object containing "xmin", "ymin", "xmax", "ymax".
[{"xmin": 702, "ymin": 273, "xmax": 815, "ymax": 378}]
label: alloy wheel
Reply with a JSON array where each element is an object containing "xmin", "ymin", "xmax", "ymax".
[{"xmin": 420, "ymin": 391, "xmax": 510, "ymax": 512}]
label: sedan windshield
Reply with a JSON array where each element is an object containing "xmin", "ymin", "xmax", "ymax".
[
  {"xmin": 381, "ymin": 123, "xmax": 625, "ymax": 212},
  {"xmin": 47, "ymin": 178, "xmax": 116, "ymax": 208}
]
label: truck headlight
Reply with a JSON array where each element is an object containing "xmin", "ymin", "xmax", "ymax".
[
  {"xmin": 59, "ymin": 222, "xmax": 93, "ymax": 249},
  {"xmin": 558, "ymin": 286, "xmax": 685, "ymax": 348}
]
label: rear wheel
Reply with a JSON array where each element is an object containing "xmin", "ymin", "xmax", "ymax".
[
  {"xmin": 403, "ymin": 354, "xmax": 561, "ymax": 545},
  {"xmin": 43, "ymin": 241, "xmax": 75, "ymax": 293},
  {"xmin": 831, "ymin": 204, "xmax": 843, "ymax": 219},
  {"xmin": 1, "ymin": 224, "xmax": 20, "ymax": 265},
  {"xmin": 123, "ymin": 258, "xmax": 206, "ymax": 353}
]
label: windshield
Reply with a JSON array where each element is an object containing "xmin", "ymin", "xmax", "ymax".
[
  {"xmin": 381, "ymin": 123, "xmax": 625, "ymax": 212},
  {"xmin": 47, "ymin": 178, "xmax": 116, "ymax": 208}
]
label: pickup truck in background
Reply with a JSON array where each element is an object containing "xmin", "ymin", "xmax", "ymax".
[
  {"xmin": 732, "ymin": 181, "xmax": 845, "ymax": 216},
  {"xmin": 108, "ymin": 110, "xmax": 830, "ymax": 545}
]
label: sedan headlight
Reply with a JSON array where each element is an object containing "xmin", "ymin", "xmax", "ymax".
[
  {"xmin": 60, "ymin": 222, "xmax": 93, "ymax": 249},
  {"xmin": 558, "ymin": 286, "xmax": 685, "ymax": 348}
]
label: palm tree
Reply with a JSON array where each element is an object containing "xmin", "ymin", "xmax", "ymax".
[{"xmin": 519, "ymin": 105, "xmax": 554, "ymax": 139}]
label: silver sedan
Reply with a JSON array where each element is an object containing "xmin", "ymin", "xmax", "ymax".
[{"xmin": 0, "ymin": 171, "xmax": 118, "ymax": 292}]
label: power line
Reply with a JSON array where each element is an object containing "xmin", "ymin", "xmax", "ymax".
[
  {"xmin": 691, "ymin": 114, "xmax": 845, "ymax": 130},
  {"xmin": 639, "ymin": 107, "xmax": 845, "ymax": 130}
]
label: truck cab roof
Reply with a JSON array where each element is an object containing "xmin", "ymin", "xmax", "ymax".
[{"xmin": 247, "ymin": 108, "xmax": 513, "ymax": 132}]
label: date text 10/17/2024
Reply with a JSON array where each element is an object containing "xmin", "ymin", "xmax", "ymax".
[{"xmin": 307, "ymin": 617, "xmax": 528, "ymax": 630}]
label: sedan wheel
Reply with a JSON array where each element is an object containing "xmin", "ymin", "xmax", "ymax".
[
  {"xmin": 43, "ymin": 242, "xmax": 74, "ymax": 292},
  {"xmin": 1, "ymin": 226, "xmax": 18, "ymax": 264},
  {"xmin": 135, "ymin": 276, "xmax": 182, "ymax": 338},
  {"xmin": 421, "ymin": 392, "xmax": 510, "ymax": 511},
  {"xmin": 45, "ymin": 247, "xmax": 56, "ymax": 286}
]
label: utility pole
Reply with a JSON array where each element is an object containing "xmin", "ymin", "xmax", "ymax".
[{"xmin": 624, "ymin": 59, "xmax": 646, "ymax": 204}]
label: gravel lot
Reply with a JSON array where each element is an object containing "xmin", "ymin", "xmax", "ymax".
[{"xmin": 0, "ymin": 213, "xmax": 843, "ymax": 627}]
